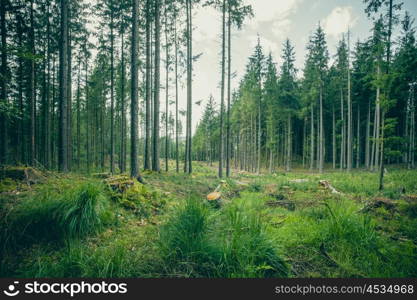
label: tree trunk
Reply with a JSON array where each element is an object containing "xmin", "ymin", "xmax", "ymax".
[
  {"xmin": 120, "ymin": 31, "xmax": 126, "ymax": 173},
  {"xmin": 365, "ymin": 100, "xmax": 370, "ymax": 169},
  {"xmin": 144, "ymin": 0, "xmax": 151, "ymax": 170},
  {"xmin": 0, "ymin": 0, "xmax": 7, "ymax": 165},
  {"xmin": 130, "ymin": 0, "xmax": 140, "ymax": 178},
  {"xmin": 186, "ymin": 0, "xmax": 193, "ymax": 173},
  {"xmin": 286, "ymin": 114, "xmax": 291, "ymax": 172},
  {"xmin": 332, "ymin": 104, "xmax": 336, "ymax": 169},
  {"xmin": 29, "ymin": 0, "xmax": 36, "ymax": 166},
  {"xmin": 218, "ymin": 0, "xmax": 226, "ymax": 178},
  {"xmin": 152, "ymin": 0, "xmax": 161, "ymax": 172},
  {"xmin": 379, "ymin": 0, "xmax": 393, "ymax": 190},
  {"xmin": 76, "ymin": 58, "xmax": 81, "ymax": 170},
  {"xmin": 174, "ymin": 16, "xmax": 179, "ymax": 173},
  {"xmin": 310, "ymin": 104, "xmax": 314, "ymax": 170},
  {"xmin": 319, "ymin": 85, "xmax": 323, "ymax": 173},
  {"xmin": 164, "ymin": 2, "xmax": 169, "ymax": 172},
  {"xmin": 226, "ymin": 5, "xmax": 231, "ymax": 177},
  {"xmin": 356, "ymin": 104, "xmax": 360, "ymax": 168},
  {"xmin": 340, "ymin": 88, "xmax": 344, "ymax": 170},
  {"xmin": 347, "ymin": 29, "xmax": 352, "ymax": 172},
  {"xmin": 110, "ymin": 1, "xmax": 115, "ymax": 173},
  {"xmin": 58, "ymin": 0, "xmax": 69, "ymax": 172}
]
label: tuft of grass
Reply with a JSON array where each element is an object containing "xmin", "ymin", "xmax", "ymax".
[
  {"xmin": 58, "ymin": 183, "xmax": 106, "ymax": 239},
  {"xmin": 0, "ymin": 180, "xmax": 113, "ymax": 255},
  {"xmin": 158, "ymin": 197, "xmax": 217, "ymax": 277},
  {"xmin": 273, "ymin": 198, "xmax": 417, "ymax": 277},
  {"xmin": 214, "ymin": 199, "xmax": 288, "ymax": 278},
  {"xmin": 157, "ymin": 194, "xmax": 288, "ymax": 278}
]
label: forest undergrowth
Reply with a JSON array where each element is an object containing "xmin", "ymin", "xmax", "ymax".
[{"xmin": 0, "ymin": 162, "xmax": 416, "ymax": 278}]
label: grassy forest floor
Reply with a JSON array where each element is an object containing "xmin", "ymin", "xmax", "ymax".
[{"xmin": 1, "ymin": 162, "xmax": 416, "ymax": 278}]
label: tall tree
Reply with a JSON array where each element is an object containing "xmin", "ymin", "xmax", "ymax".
[
  {"xmin": 130, "ymin": 0, "xmax": 140, "ymax": 178},
  {"xmin": 58, "ymin": 0, "xmax": 69, "ymax": 172},
  {"xmin": 152, "ymin": 0, "xmax": 161, "ymax": 172},
  {"xmin": 144, "ymin": 0, "xmax": 152, "ymax": 170}
]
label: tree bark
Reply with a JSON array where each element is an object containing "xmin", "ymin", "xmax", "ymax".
[
  {"xmin": 218, "ymin": 0, "xmax": 226, "ymax": 178},
  {"xmin": 130, "ymin": 0, "xmax": 140, "ymax": 178},
  {"xmin": 144, "ymin": 0, "xmax": 151, "ymax": 170},
  {"xmin": 152, "ymin": 0, "xmax": 161, "ymax": 172},
  {"xmin": 58, "ymin": 0, "xmax": 69, "ymax": 172}
]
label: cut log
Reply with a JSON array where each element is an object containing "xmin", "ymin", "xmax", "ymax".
[
  {"xmin": 207, "ymin": 192, "xmax": 221, "ymax": 201},
  {"xmin": 319, "ymin": 180, "xmax": 342, "ymax": 195}
]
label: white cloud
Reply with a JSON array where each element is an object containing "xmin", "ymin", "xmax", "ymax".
[
  {"xmin": 247, "ymin": 0, "xmax": 302, "ymax": 23},
  {"xmin": 322, "ymin": 6, "xmax": 358, "ymax": 39},
  {"xmin": 194, "ymin": 6, "xmax": 221, "ymax": 42},
  {"xmin": 271, "ymin": 18, "xmax": 291, "ymax": 43}
]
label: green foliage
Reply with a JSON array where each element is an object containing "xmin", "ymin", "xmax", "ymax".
[
  {"xmin": 158, "ymin": 195, "xmax": 288, "ymax": 278},
  {"xmin": 214, "ymin": 198, "xmax": 288, "ymax": 277},
  {"xmin": 274, "ymin": 198, "xmax": 417, "ymax": 277},
  {"xmin": 0, "ymin": 179, "xmax": 113, "ymax": 254},
  {"xmin": 158, "ymin": 198, "xmax": 217, "ymax": 277}
]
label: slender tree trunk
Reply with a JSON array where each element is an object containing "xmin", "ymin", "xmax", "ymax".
[
  {"xmin": 184, "ymin": 0, "xmax": 189, "ymax": 173},
  {"xmin": 76, "ymin": 58, "xmax": 81, "ymax": 170},
  {"xmin": 340, "ymin": 88, "xmax": 344, "ymax": 170},
  {"xmin": 302, "ymin": 117, "xmax": 306, "ymax": 168},
  {"xmin": 410, "ymin": 89, "xmax": 415, "ymax": 168},
  {"xmin": 144, "ymin": 0, "xmax": 151, "ymax": 170},
  {"xmin": 332, "ymin": 105, "xmax": 336, "ymax": 169},
  {"xmin": 310, "ymin": 104, "xmax": 314, "ymax": 170},
  {"xmin": 152, "ymin": 0, "xmax": 161, "ymax": 172},
  {"xmin": 29, "ymin": 0, "xmax": 36, "ymax": 166},
  {"xmin": 0, "ymin": 0, "xmax": 7, "ymax": 165},
  {"xmin": 174, "ymin": 16, "xmax": 179, "ymax": 173},
  {"xmin": 218, "ymin": 0, "xmax": 226, "ymax": 178},
  {"xmin": 379, "ymin": 0, "xmax": 393, "ymax": 191},
  {"xmin": 356, "ymin": 104, "xmax": 360, "ymax": 168},
  {"xmin": 67, "ymin": 25, "xmax": 72, "ymax": 170},
  {"xmin": 85, "ymin": 57, "xmax": 90, "ymax": 173},
  {"xmin": 374, "ymin": 65, "xmax": 381, "ymax": 171},
  {"xmin": 347, "ymin": 29, "xmax": 352, "ymax": 172},
  {"xmin": 365, "ymin": 100, "xmax": 371, "ymax": 169},
  {"xmin": 130, "ymin": 0, "xmax": 141, "ymax": 179},
  {"xmin": 226, "ymin": 5, "xmax": 231, "ymax": 177},
  {"xmin": 110, "ymin": 2, "xmax": 115, "ymax": 173},
  {"xmin": 319, "ymin": 85, "xmax": 323, "ymax": 173},
  {"xmin": 286, "ymin": 114, "xmax": 291, "ymax": 172},
  {"xmin": 164, "ymin": 2, "xmax": 169, "ymax": 172},
  {"xmin": 45, "ymin": 10, "xmax": 51, "ymax": 168},
  {"xmin": 120, "ymin": 31, "xmax": 126, "ymax": 173},
  {"xmin": 17, "ymin": 17, "xmax": 24, "ymax": 163},
  {"xmin": 187, "ymin": 0, "xmax": 193, "ymax": 173},
  {"xmin": 58, "ymin": 0, "xmax": 68, "ymax": 172}
]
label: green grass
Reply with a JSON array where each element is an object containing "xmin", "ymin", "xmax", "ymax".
[{"xmin": 0, "ymin": 163, "xmax": 416, "ymax": 278}]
